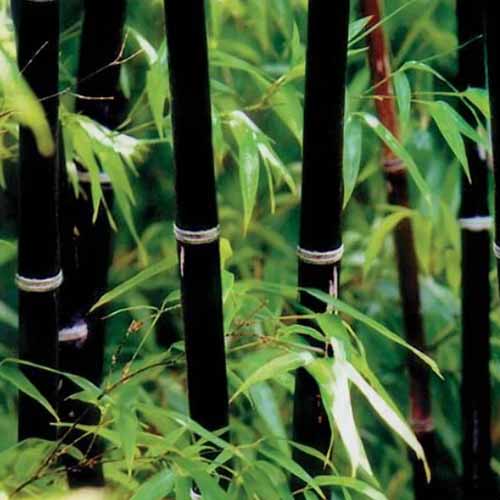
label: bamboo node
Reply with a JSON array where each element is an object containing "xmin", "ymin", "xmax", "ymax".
[
  {"xmin": 459, "ymin": 216, "xmax": 492, "ymax": 232},
  {"xmin": 58, "ymin": 321, "xmax": 89, "ymax": 343},
  {"xmin": 190, "ymin": 489, "xmax": 202, "ymax": 500},
  {"xmin": 410, "ymin": 416, "xmax": 435, "ymax": 434},
  {"xmin": 493, "ymin": 242, "xmax": 500, "ymax": 259},
  {"xmin": 297, "ymin": 245, "xmax": 344, "ymax": 265},
  {"xmin": 15, "ymin": 270, "xmax": 63, "ymax": 293},
  {"xmin": 174, "ymin": 224, "xmax": 220, "ymax": 245},
  {"xmin": 77, "ymin": 170, "xmax": 111, "ymax": 185},
  {"xmin": 383, "ymin": 158, "xmax": 405, "ymax": 173}
]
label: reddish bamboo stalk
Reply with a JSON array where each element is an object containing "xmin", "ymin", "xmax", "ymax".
[{"xmin": 361, "ymin": 1, "xmax": 437, "ymax": 495}]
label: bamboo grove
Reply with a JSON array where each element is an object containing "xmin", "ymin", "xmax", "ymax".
[{"xmin": 1, "ymin": 0, "xmax": 500, "ymax": 497}]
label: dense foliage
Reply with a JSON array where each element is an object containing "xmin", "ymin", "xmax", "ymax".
[{"xmin": 0, "ymin": 0, "xmax": 498, "ymax": 498}]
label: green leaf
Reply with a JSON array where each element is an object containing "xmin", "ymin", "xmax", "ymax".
[
  {"xmin": 131, "ymin": 469, "xmax": 175, "ymax": 500},
  {"xmin": 364, "ymin": 209, "xmax": 412, "ymax": 275},
  {"xmin": 393, "ymin": 72, "xmax": 411, "ymax": 136},
  {"xmin": 91, "ymin": 257, "xmax": 176, "ymax": 311},
  {"xmin": 433, "ymin": 101, "xmax": 487, "ymax": 147},
  {"xmin": 314, "ymin": 476, "xmax": 388, "ymax": 500},
  {"xmin": 427, "ymin": 101, "xmax": 470, "ymax": 180},
  {"xmin": 230, "ymin": 351, "xmax": 315, "ymax": 403},
  {"xmin": 0, "ymin": 299, "xmax": 18, "ymax": 329},
  {"xmin": 343, "ymin": 118, "xmax": 362, "ymax": 208},
  {"xmin": 303, "ymin": 289, "xmax": 442, "ymax": 378},
  {"xmin": 238, "ymin": 126, "xmax": 260, "ymax": 233},
  {"xmin": 146, "ymin": 43, "xmax": 169, "ymax": 137},
  {"xmin": 175, "ymin": 457, "xmax": 230, "ymax": 500},
  {"xmin": 116, "ymin": 400, "xmax": 138, "ymax": 477},
  {"xmin": 257, "ymin": 142, "xmax": 296, "ymax": 194},
  {"xmin": 0, "ymin": 47, "xmax": 55, "ymax": 157},
  {"xmin": 259, "ymin": 447, "xmax": 324, "ymax": 498},
  {"xmin": 250, "ymin": 382, "xmax": 289, "ymax": 456},
  {"xmin": 271, "ymin": 85, "xmax": 303, "ymax": 144},
  {"xmin": 462, "ymin": 87, "xmax": 490, "ymax": 119},
  {"xmin": 316, "ymin": 314, "xmax": 351, "ymax": 345},
  {"xmin": 348, "ymin": 17, "xmax": 372, "ymax": 42},
  {"xmin": 211, "ymin": 50, "xmax": 269, "ymax": 88},
  {"xmin": 345, "ymin": 361, "xmax": 430, "ymax": 481},
  {"xmin": 128, "ymin": 27, "xmax": 159, "ymax": 65},
  {"xmin": 0, "ymin": 363, "xmax": 58, "ymax": 421},
  {"xmin": 357, "ymin": 112, "xmax": 431, "ymax": 202},
  {"xmin": 307, "ymin": 355, "xmax": 373, "ymax": 478},
  {"xmin": 68, "ymin": 123, "xmax": 103, "ymax": 218},
  {"xmin": 398, "ymin": 61, "xmax": 452, "ymax": 88}
]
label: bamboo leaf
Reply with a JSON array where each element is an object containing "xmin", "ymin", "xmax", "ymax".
[
  {"xmin": 91, "ymin": 257, "xmax": 176, "ymax": 311},
  {"xmin": 314, "ymin": 476, "xmax": 388, "ymax": 500},
  {"xmin": 131, "ymin": 469, "xmax": 175, "ymax": 500},
  {"xmin": 364, "ymin": 209, "xmax": 412, "ymax": 275},
  {"xmin": 303, "ymin": 289, "xmax": 442, "ymax": 378},
  {"xmin": 257, "ymin": 142, "xmax": 296, "ymax": 194},
  {"xmin": 259, "ymin": 446, "xmax": 324, "ymax": 498},
  {"xmin": 343, "ymin": 117, "xmax": 362, "ymax": 208},
  {"xmin": 0, "ymin": 46, "xmax": 55, "ymax": 157},
  {"xmin": 230, "ymin": 351, "xmax": 315, "ymax": 403},
  {"xmin": 250, "ymin": 382, "xmax": 290, "ymax": 456},
  {"xmin": 0, "ymin": 363, "xmax": 58, "ymax": 421},
  {"xmin": 345, "ymin": 362, "xmax": 430, "ymax": 481},
  {"xmin": 462, "ymin": 87, "xmax": 490, "ymax": 119},
  {"xmin": 432, "ymin": 101, "xmax": 487, "ymax": 147},
  {"xmin": 427, "ymin": 101, "xmax": 470, "ymax": 180},
  {"xmin": 238, "ymin": 127, "xmax": 260, "ymax": 233},
  {"xmin": 357, "ymin": 112, "xmax": 431, "ymax": 202},
  {"xmin": 175, "ymin": 457, "xmax": 230, "ymax": 500},
  {"xmin": 398, "ymin": 60, "xmax": 452, "ymax": 87},
  {"xmin": 146, "ymin": 42, "xmax": 169, "ymax": 137},
  {"xmin": 0, "ymin": 299, "xmax": 18, "ymax": 329},
  {"xmin": 307, "ymin": 356, "xmax": 373, "ymax": 478},
  {"xmin": 69, "ymin": 124, "xmax": 103, "ymax": 218},
  {"xmin": 348, "ymin": 17, "xmax": 372, "ymax": 42},
  {"xmin": 270, "ymin": 85, "xmax": 303, "ymax": 144},
  {"xmin": 393, "ymin": 72, "xmax": 411, "ymax": 136},
  {"xmin": 115, "ymin": 393, "xmax": 138, "ymax": 477}
]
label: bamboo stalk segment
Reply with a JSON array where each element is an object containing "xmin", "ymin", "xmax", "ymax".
[
  {"xmin": 480, "ymin": 2, "xmax": 500, "ymax": 495},
  {"xmin": 163, "ymin": 0, "xmax": 229, "ymax": 455},
  {"xmin": 292, "ymin": 0, "xmax": 350, "ymax": 488},
  {"xmin": 57, "ymin": 0, "xmax": 127, "ymax": 486},
  {"xmin": 360, "ymin": 1, "xmax": 440, "ymax": 495},
  {"xmin": 456, "ymin": 1, "xmax": 493, "ymax": 495},
  {"xmin": 13, "ymin": 0, "xmax": 61, "ymax": 442}
]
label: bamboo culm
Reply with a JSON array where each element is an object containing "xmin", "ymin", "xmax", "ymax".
[
  {"xmin": 360, "ymin": 1, "xmax": 441, "ymax": 495},
  {"xmin": 13, "ymin": 0, "xmax": 61, "ymax": 442},
  {"xmin": 57, "ymin": 0, "xmax": 127, "ymax": 487},
  {"xmin": 292, "ymin": 0, "xmax": 350, "ymax": 491},
  {"xmin": 456, "ymin": 1, "xmax": 496, "ymax": 497},
  {"xmin": 163, "ymin": 0, "xmax": 229, "ymax": 478},
  {"xmin": 482, "ymin": 1, "xmax": 500, "ymax": 496}
]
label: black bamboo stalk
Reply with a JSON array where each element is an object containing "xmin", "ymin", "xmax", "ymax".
[
  {"xmin": 163, "ymin": 0, "xmax": 229, "ymax": 472},
  {"xmin": 292, "ymin": 0, "xmax": 350, "ymax": 490},
  {"xmin": 13, "ymin": 0, "xmax": 61, "ymax": 442},
  {"xmin": 479, "ymin": 2, "xmax": 500, "ymax": 497},
  {"xmin": 360, "ymin": 1, "xmax": 439, "ymax": 495},
  {"xmin": 457, "ymin": 1, "xmax": 494, "ymax": 496},
  {"xmin": 57, "ymin": 0, "xmax": 126, "ymax": 487}
]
